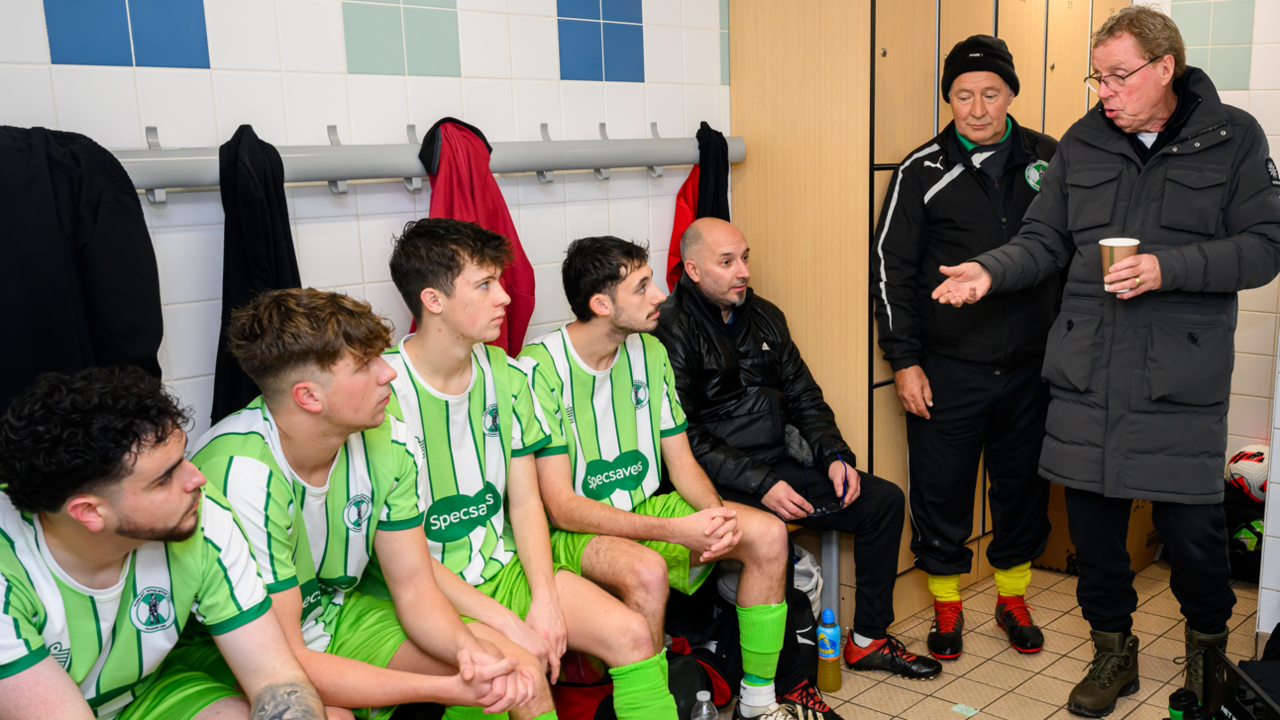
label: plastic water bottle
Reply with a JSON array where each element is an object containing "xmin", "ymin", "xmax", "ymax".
[
  {"xmin": 816, "ymin": 608, "xmax": 842, "ymax": 693},
  {"xmin": 691, "ymin": 690, "xmax": 717, "ymax": 720},
  {"xmin": 1167, "ymin": 688, "xmax": 1198, "ymax": 720},
  {"xmin": 1181, "ymin": 703, "xmax": 1212, "ymax": 720}
]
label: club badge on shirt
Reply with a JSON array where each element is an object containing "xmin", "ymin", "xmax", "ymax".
[
  {"xmin": 1025, "ymin": 160, "xmax": 1049, "ymax": 192},
  {"xmin": 1266, "ymin": 158, "xmax": 1279, "ymax": 188}
]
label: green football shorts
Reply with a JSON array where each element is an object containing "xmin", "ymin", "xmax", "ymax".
[
  {"xmin": 461, "ymin": 556, "xmax": 576, "ymax": 622},
  {"xmin": 165, "ymin": 591, "xmax": 407, "ymax": 720},
  {"xmin": 549, "ymin": 492, "xmax": 713, "ymax": 596},
  {"xmin": 118, "ymin": 662, "xmax": 240, "ymax": 720}
]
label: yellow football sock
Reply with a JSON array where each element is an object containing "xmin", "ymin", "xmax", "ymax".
[
  {"xmin": 927, "ymin": 573, "xmax": 961, "ymax": 602},
  {"xmin": 993, "ymin": 561, "xmax": 1032, "ymax": 598}
]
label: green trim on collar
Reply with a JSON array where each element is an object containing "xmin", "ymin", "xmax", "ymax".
[{"xmin": 956, "ymin": 117, "xmax": 1012, "ymax": 151}]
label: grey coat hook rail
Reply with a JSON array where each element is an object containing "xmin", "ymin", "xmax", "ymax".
[{"xmin": 112, "ymin": 133, "xmax": 746, "ymax": 198}]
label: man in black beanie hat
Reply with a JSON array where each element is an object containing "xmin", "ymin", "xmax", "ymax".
[{"xmin": 870, "ymin": 35, "xmax": 1059, "ymax": 662}]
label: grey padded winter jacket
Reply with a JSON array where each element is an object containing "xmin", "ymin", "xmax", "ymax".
[{"xmin": 974, "ymin": 68, "xmax": 1280, "ymax": 504}]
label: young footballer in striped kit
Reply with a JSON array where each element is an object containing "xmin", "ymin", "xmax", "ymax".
[
  {"xmin": 519, "ymin": 236, "xmax": 796, "ymax": 720},
  {"xmin": 0, "ymin": 367, "xmax": 325, "ymax": 720},
  {"xmin": 188, "ymin": 288, "xmax": 533, "ymax": 719},
  {"xmin": 382, "ymin": 218, "xmax": 679, "ymax": 720}
]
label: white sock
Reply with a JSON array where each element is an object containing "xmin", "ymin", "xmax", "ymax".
[
  {"xmin": 738, "ymin": 681, "xmax": 777, "ymax": 715},
  {"xmin": 853, "ymin": 632, "xmax": 875, "ymax": 648}
]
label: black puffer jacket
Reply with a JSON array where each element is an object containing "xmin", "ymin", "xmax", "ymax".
[{"xmin": 654, "ymin": 273, "xmax": 852, "ymax": 498}]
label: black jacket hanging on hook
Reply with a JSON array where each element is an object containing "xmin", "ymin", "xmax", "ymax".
[
  {"xmin": 0, "ymin": 126, "xmax": 163, "ymax": 410},
  {"xmin": 211, "ymin": 125, "xmax": 301, "ymax": 424},
  {"xmin": 665, "ymin": 121, "xmax": 730, "ymax": 290}
]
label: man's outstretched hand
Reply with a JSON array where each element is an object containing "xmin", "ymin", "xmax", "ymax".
[{"xmin": 931, "ymin": 262, "xmax": 992, "ymax": 307}]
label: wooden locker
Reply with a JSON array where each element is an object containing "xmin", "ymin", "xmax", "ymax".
[
  {"xmin": 875, "ymin": 0, "xmax": 938, "ymax": 164},
  {"xmin": 998, "ymin": 0, "xmax": 1048, "ymax": 132},
  {"xmin": 871, "ymin": 384, "xmax": 914, "ymax": 573},
  {"xmin": 1045, "ymin": 0, "xmax": 1093, "ymax": 139},
  {"xmin": 730, "ymin": 0, "xmax": 872, "ymax": 470},
  {"xmin": 1092, "ymin": 0, "xmax": 1131, "ymax": 34},
  {"xmin": 939, "ymin": 0, "xmax": 998, "ymax": 131},
  {"xmin": 1088, "ymin": 0, "xmax": 1132, "ymax": 109}
]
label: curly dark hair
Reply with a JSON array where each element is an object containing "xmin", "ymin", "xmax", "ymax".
[
  {"xmin": 390, "ymin": 218, "xmax": 513, "ymax": 320},
  {"xmin": 563, "ymin": 236, "xmax": 651, "ymax": 322},
  {"xmin": 0, "ymin": 367, "xmax": 190, "ymax": 514}
]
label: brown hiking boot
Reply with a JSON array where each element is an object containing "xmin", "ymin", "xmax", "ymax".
[
  {"xmin": 1180, "ymin": 624, "xmax": 1229, "ymax": 702},
  {"xmin": 1067, "ymin": 631, "xmax": 1140, "ymax": 717}
]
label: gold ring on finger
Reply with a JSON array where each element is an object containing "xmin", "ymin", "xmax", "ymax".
[{"xmin": 1135, "ymin": 277, "xmax": 1142, "ymax": 287}]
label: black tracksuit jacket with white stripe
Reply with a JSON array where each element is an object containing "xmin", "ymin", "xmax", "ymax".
[{"xmin": 872, "ymin": 117, "xmax": 1060, "ymax": 372}]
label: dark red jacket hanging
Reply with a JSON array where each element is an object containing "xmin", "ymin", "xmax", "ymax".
[{"xmin": 420, "ymin": 118, "xmax": 535, "ymax": 354}]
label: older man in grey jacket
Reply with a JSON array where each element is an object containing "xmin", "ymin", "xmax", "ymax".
[{"xmin": 932, "ymin": 6, "xmax": 1280, "ymax": 717}]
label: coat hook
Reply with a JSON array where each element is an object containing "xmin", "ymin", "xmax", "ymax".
[
  {"xmin": 594, "ymin": 123, "xmax": 610, "ymax": 181},
  {"xmin": 536, "ymin": 123, "xmax": 555, "ymax": 185},
  {"xmin": 144, "ymin": 126, "xmax": 166, "ymax": 205},
  {"xmin": 404, "ymin": 124, "xmax": 422, "ymax": 192},
  {"xmin": 327, "ymin": 125, "xmax": 348, "ymax": 196},
  {"xmin": 647, "ymin": 122, "xmax": 664, "ymax": 179}
]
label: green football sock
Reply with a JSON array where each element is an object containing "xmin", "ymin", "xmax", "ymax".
[
  {"xmin": 738, "ymin": 602, "xmax": 787, "ymax": 683},
  {"xmin": 609, "ymin": 651, "xmax": 678, "ymax": 720},
  {"xmin": 659, "ymin": 650, "xmax": 670, "ymax": 685},
  {"xmin": 531, "ymin": 713, "xmax": 558, "ymax": 720}
]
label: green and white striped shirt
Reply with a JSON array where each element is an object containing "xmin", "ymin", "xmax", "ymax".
[
  {"xmin": 384, "ymin": 340, "xmax": 552, "ymax": 587},
  {"xmin": 518, "ymin": 326, "xmax": 688, "ymax": 512},
  {"xmin": 190, "ymin": 398, "xmax": 424, "ymax": 653},
  {"xmin": 0, "ymin": 487, "xmax": 269, "ymax": 718}
]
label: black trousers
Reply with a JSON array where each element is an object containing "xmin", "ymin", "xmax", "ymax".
[
  {"xmin": 720, "ymin": 459, "xmax": 904, "ymax": 639},
  {"xmin": 1065, "ymin": 486, "xmax": 1236, "ymax": 635},
  {"xmin": 906, "ymin": 354, "xmax": 1051, "ymax": 576}
]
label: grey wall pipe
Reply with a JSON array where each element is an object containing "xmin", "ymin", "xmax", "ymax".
[{"xmin": 112, "ymin": 136, "xmax": 746, "ymax": 191}]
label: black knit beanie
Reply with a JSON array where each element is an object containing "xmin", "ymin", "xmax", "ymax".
[{"xmin": 941, "ymin": 35, "xmax": 1020, "ymax": 103}]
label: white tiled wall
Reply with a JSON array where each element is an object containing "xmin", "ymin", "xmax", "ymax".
[{"xmin": 0, "ymin": 0, "xmax": 728, "ymax": 440}]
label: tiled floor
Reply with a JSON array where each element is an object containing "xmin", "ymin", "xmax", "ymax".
[{"xmin": 726, "ymin": 561, "xmax": 1261, "ymax": 720}]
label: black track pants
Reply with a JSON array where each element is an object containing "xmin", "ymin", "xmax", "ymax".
[
  {"xmin": 1065, "ymin": 486, "xmax": 1236, "ymax": 635},
  {"xmin": 720, "ymin": 460, "xmax": 904, "ymax": 638},
  {"xmin": 905, "ymin": 354, "xmax": 1051, "ymax": 576}
]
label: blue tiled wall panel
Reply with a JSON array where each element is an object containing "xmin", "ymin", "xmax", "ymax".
[
  {"xmin": 603, "ymin": 22, "xmax": 644, "ymax": 82},
  {"xmin": 559, "ymin": 19, "xmax": 603, "ymax": 81},
  {"xmin": 602, "ymin": 0, "xmax": 642, "ymax": 24},
  {"xmin": 558, "ymin": 0, "xmax": 600, "ymax": 20},
  {"xmin": 44, "ymin": 0, "xmax": 133, "ymax": 66},
  {"xmin": 128, "ymin": 0, "xmax": 210, "ymax": 68}
]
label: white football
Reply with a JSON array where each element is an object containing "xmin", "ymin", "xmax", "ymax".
[{"xmin": 1226, "ymin": 444, "xmax": 1269, "ymax": 503}]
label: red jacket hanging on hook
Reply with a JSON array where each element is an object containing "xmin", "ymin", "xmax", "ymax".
[{"xmin": 420, "ymin": 118, "xmax": 534, "ymax": 353}]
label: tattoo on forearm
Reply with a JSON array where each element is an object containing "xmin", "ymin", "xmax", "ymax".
[{"xmin": 250, "ymin": 681, "xmax": 327, "ymax": 720}]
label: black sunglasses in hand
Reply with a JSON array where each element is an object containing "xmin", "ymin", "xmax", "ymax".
[{"xmin": 803, "ymin": 453, "xmax": 853, "ymax": 518}]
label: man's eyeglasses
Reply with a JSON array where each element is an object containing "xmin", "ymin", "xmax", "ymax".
[
  {"xmin": 1084, "ymin": 55, "xmax": 1164, "ymax": 93},
  {"xmin": 803, "ymin": 453, "xmax": 852, "ymax": 518}
]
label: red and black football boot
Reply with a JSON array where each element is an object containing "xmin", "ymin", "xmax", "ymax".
[
  {"xmin": 995, "ymin": 595, "xmax": 1044, "ymax": 653},
  {"xmin": 927, "ymin": 600, "xmax": 964, "ymax": 659},
  {"xmin": 844, "ymin": 635, "xmax": 942, "ymax": 680},
  {"xmin": 777, "ymin": 678, "xmax": 843, "ymax": 720}
]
